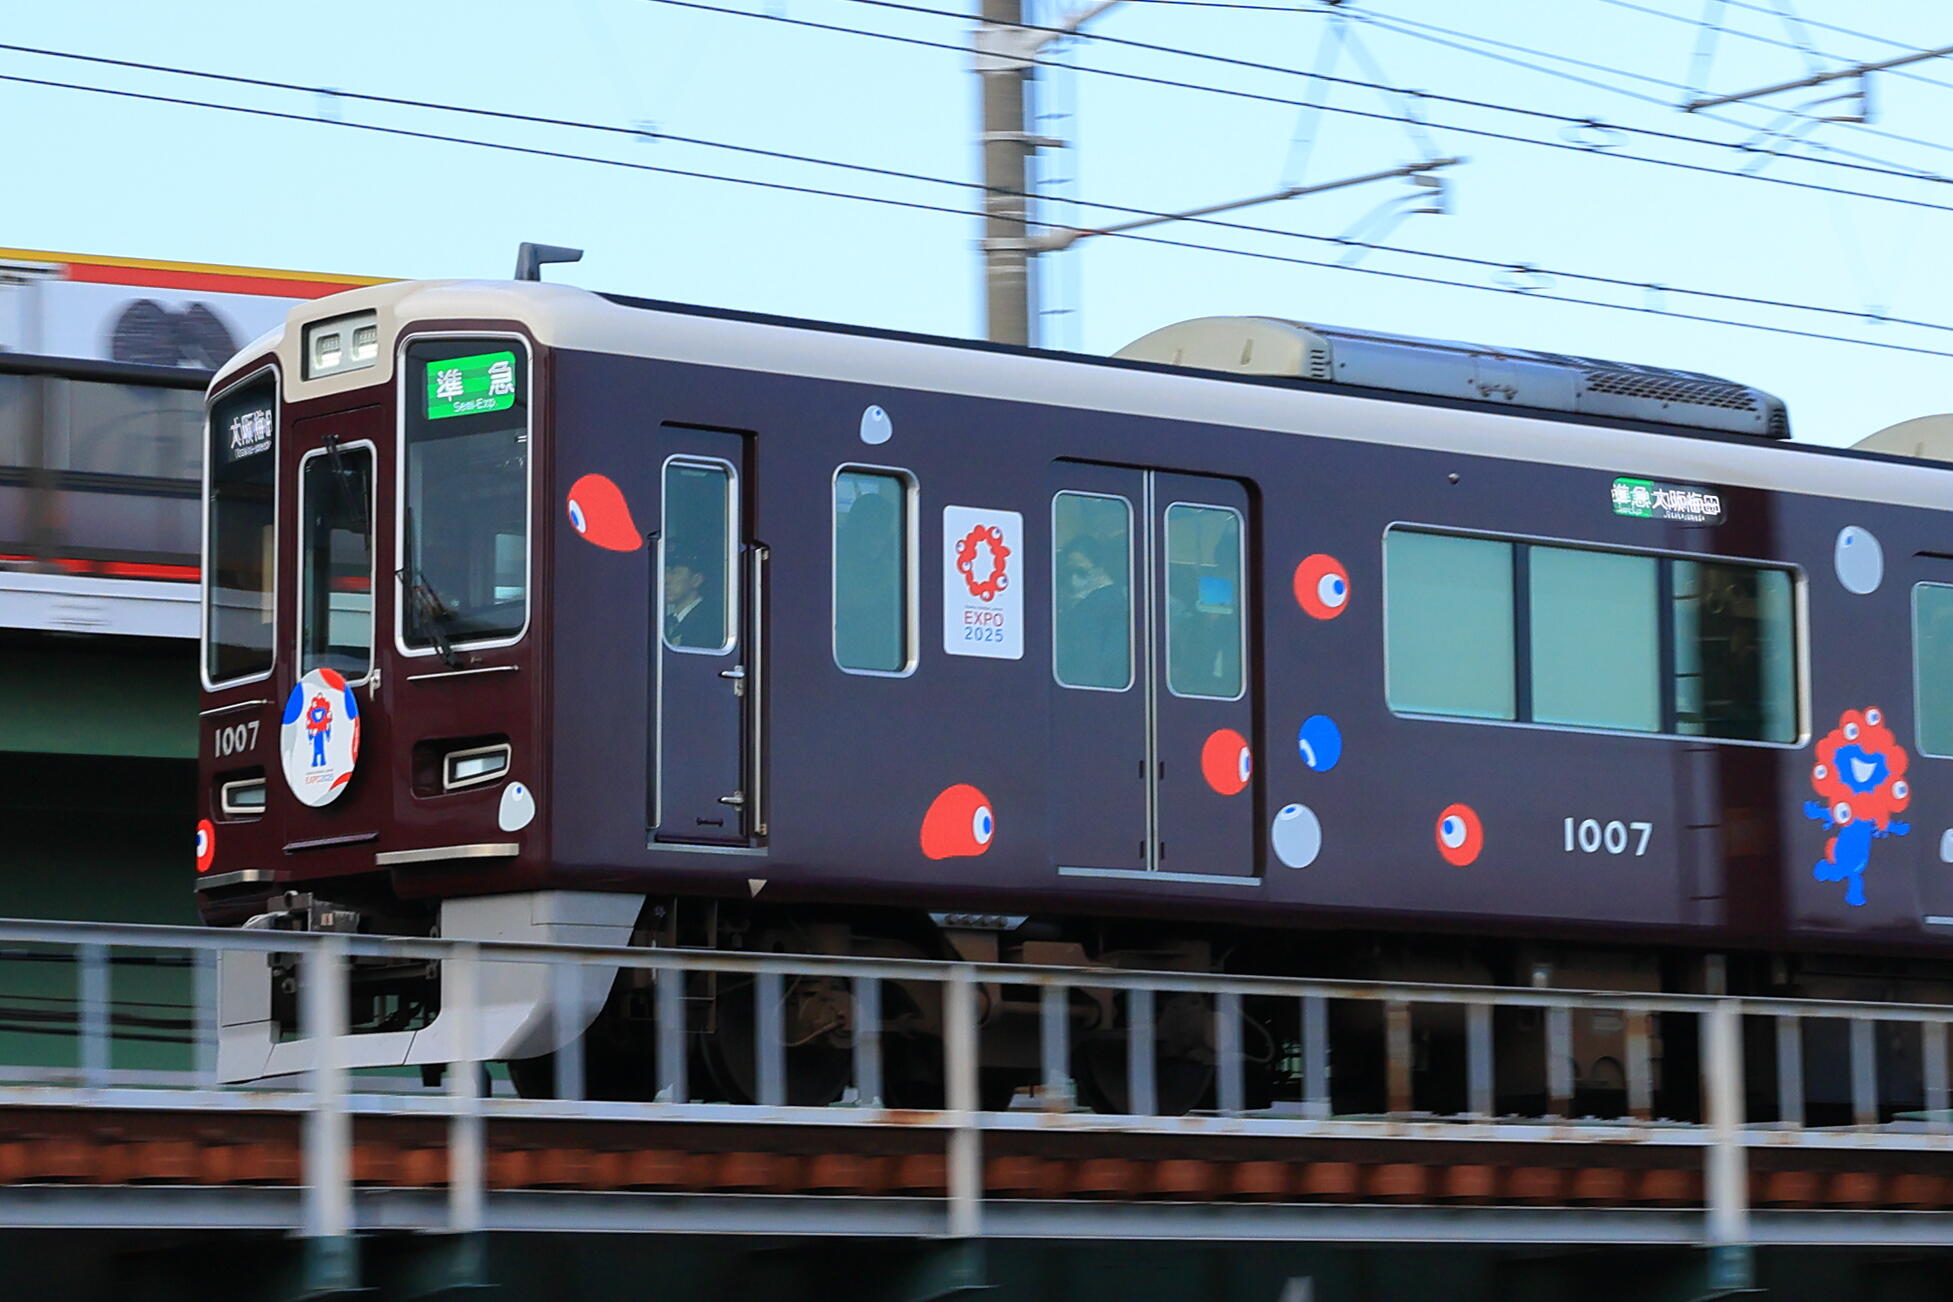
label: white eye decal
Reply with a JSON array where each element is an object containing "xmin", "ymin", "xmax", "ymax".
[
  {"xmin": 195, "ymin": 829, "xmax": 209, "ymax": 856},
  {"xmin": 1866, "ymin": 709, "xmax": 1882, "ymax": 727},
  {"xmin": 1271, "ymin": 802, "xmax": 1322, "ymax": 869},
  {"xmin": 568, "ymin": 499, "xmax": 587, "ymax": 533},
  {"xmin": 859, "ymin": 405, "xmax": 893, "ymax": 445},
  {"xmin": 1893, "ymin": 781, "xmax": 1909, "ymax": 800},
  {"xmin": 1439, "ymin": 816, "xmax": 1468, "ymax": 850},
  {"xmin": 1844, "ymin": 722, "xmax": 1860, "ymax": 741},
  {"xmin": 1813, "ymin": 765, "xmax": 1828, "ymax": 782},
  {"xmin": 1316, "ymin": 572, "xmax": 1348, "ymax": 610},
  {"xmin": 1834, "ymin": 802, "xmax": 1854, "ymax": 824},
  {"xmin": 1237, "ymin": 747, "xmax": 1253, "ymax": 784},
  {"xmin": 498, "ymin": 781, "xmax": 537, "ymax": 832},
  {"xmin": 971, "ymin": 806, "xmax": 994, "ymax": 846}
]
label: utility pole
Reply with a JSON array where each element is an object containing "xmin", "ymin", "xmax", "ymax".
[
  {"xmin": 971, "ymin": 2, "xmax": 1460, "ymax": 346},
  {"xmin": 976, "ymin": 0, "xmax": 1035, "ymax": 347}
]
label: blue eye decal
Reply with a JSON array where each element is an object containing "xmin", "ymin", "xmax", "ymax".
[{"xmin": 1297, "ymin": 715, "xmax": 1343, "ymax": 772}]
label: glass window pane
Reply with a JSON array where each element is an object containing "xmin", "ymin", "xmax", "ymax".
[
  {"xmin": 1672, "ymin": 561, "xmax": 1796, "ymax": 742},
  {"xmin": 1164, "ymin": 504, "xmax": 1243, "ymax": 699},
  {"xmin": 1053, "ymin": 492, "xmax": 1133, "ymax": 690},
  {"xmin": 834, "ymin": 469, "xmax": 909, "ymax": 672},
  {"xmin": 1530, "ymin": 545, "xmax": 1660, "ymax": 732},
  {"xmin": 1385, "ymin": 531, "xmax": 1516, "ymax": 720},
  {"xmin": 662, "ymin": 461, "xmax": 733, "ymax": 653},
  {"xmin": 300, "ymin": 448, "xmax": 374, "ymax": 680},
  {"xmin": 402, "ymin": 341, "xmax": 529, "ymax": 650},
  {"xmin": 205, "ymin": 375, "xmax": 276, "ymax": 683},
  {"xmin": 1917, "ymin": 584, "xmax": 1953, "ymax": 757}
]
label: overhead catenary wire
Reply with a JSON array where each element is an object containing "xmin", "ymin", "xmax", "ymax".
[
  {"xmin": 829, "ymin": 0, "xmax": 1953, "ymax": 190},
  {"xmin": 0, "ymin": 46, "xmax": 1948, "ymax": 336},
  {"xmin": 4, "ymin": 66, "xmax": 1953, "ymax": 362},
  {"xmin": 627, "ymin": 0, "xmax": 1953, "ymax": 214},
  {"xmin": 33, "ymin": 9, "xmax": 1934, "ymax": 216},
  {"xmin": 1594, "ymin": 0, "xmax": 1953, "ymax": 93},
  {"xmin": 1347, "ymin": 5, "xmax": 1953, "ymax": 166}
]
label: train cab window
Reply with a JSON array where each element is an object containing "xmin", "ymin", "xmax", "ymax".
[
  {"xmin": 298, "ymin": 445, "xmax": 375, "ymax": 681},
  {"xmin": 401, "ymin": 339, "xmax": 530, "ymax": 653},
  {"xmin": 1053, "ymin": 491, "xmax": 1133, "ymax": 690},
  {"xmin": 662, "ymin": 459, "xmax": 735, "ymax": 654},
  {"xmin": 1915, "ymin": 584, "xmax": 1953, "ymax": 757},
  {"xmin": 1164, "ymin": 503, "xmax": 1244, "ymax": 699},
  {"xmin": 1384, "ymin": 530, "xmax": 1516, "ymax": 720},
  {"xmin": 1529, "ymin": 545, "xmax": 1661, "ymax": 732},
  {"xmin": 833, "ymin": 468, "xmax": 912, "ymax": 674},
  {"xmin": 1674, "ymin": 561, "xmax": 1797, "ymax": 743},
  {"xmin": 204, "ymin": 373, "xmax": 277, "ymax": 686}
]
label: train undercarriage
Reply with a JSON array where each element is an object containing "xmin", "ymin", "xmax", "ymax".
[{"xmin": 232, "ymin": 888, "xmax": 1953, "ymax": 1126}]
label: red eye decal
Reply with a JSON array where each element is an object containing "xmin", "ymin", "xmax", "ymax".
[
  {"xmin": 566, "ymin": 474, "xmax": 642, "ymax": 552},
  {"xmin": 195, "ymin": 819, "xmax": 216, "ymax": 874},
  {"xmin": 1200, "ymin": 728, "xmax": 1253, "ymax": 796},
  {"xmin": 1435, "ymin": 803, "xmax": 1483, "ymax": 866},
  {"xmin": 921, "ymin": 784, "xmax": 995, "ymax": 860},
  {"xmin": 1293, "ymin": 554, "xmax": 1350, "ymax": 620}
]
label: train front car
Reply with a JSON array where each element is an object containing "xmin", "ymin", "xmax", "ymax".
[
  {"xmin": 197, "ymin": 282, "xmax": 610, "ymax": 1083},
  {"xmin": 195, "ymin": 278, "xmax": 1953, "ymax": 1119}
]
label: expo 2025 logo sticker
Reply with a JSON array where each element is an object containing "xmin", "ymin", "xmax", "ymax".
[{"xmin": 281, "ymin": 668, "xmax": 361, "ymax": 807}]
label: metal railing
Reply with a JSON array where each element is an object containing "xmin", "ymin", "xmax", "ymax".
[{"xmin": 1, "ymin": 918, "xmax": 1952, "ymax": 1252}]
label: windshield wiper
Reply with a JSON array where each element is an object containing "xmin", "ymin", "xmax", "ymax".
[{"xmin": 396, "ymin": 564, "xmax": 462, "ymax": 668}]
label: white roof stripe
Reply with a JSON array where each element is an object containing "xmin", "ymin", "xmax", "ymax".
[{"xmin": 220, "ymin": 280, "xmax": 1951, "ymax": 512}]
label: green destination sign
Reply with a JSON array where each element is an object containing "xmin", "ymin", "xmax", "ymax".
[
  {"xmin": 425, "ymin": 351, "xmax": 518, "ymax": 420},
  {"xmin": 1610, "ymin": 476, "xmax": 1725, "ymax": 526}
]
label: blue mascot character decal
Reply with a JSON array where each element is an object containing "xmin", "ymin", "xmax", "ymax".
[
  {"xmin": 1804, "ymin": 707, "xmax": 1911, "ymax": 908},
  {"xmin": 305, "ymin": 693, "xmax": 333, "ymax": 768}
]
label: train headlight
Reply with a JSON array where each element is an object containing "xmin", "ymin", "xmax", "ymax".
[
  {"xmin": 443, "ymin": 743, "xmax": 512, "ymax": 791},
  {"xmin": 304, "ymin": 310, "xmax": 380, "ymax": 379},
  {"xmin": 220, "ymin": 776, "xmax": 267, "ymax": 817}
]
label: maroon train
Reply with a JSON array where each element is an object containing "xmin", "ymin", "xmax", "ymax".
[{"xmin": 196, "ymin": 278, "xmax": 1953, "ymax": 1112}]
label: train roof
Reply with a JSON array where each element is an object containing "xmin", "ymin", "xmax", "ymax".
[{"xmin": 216, "ymin": 278, "xmax": 1952, "ymax": 512}]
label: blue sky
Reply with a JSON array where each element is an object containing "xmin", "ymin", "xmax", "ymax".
[{"xmin": 3, "ymin": 0, "xmax": 1948, "ymax": 446}]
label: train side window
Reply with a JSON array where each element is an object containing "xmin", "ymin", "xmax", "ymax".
[
  {"xmin": 204, "ymin": 372, "xmax": 277, "ymax": 687},
  {"xmin": 661, "ymin": 459, "xmax": 735, "ymax": 655},
  {"xmin": 833, "ymin": 467, "xmax": 914, "ymax": 674},
  {"xmin": 1164, "ymin": 503, "xmax": 1244, "ymax": 700},
  {"xmin": 1674, "ymin": 561, "xmax": 1797, "ymax": 743},
  {"xmin": 1053, "ymin": 491, "xmax": 1133, "ymax": 691},
  {"xmin": 298, "ymin": 445, "xmax": 375, "ymax": 682},
  {"xmin": 1384, "ymin": 530, "xmax": 1516, "ymax": 721},
  {"xmin": 1915, "ymin": 583, "xmax": 1953, "ymax": 757},
  {"xmin": 1529, "ymin": 545, "xmax": 1661, "ymax": 733}
]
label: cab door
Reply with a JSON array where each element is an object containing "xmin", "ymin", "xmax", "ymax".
[
  {"xmin": 284, "ymin": 411, "xmax": 385, "ymax": 853},
  {"xmin": 651, "ymin": 430, "xmax": 753, "ymax": 846}
]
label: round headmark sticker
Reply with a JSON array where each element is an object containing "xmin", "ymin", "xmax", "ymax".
[{"xmin": 281, "ymin": 668, "xmax": 361, "ymax": 807}]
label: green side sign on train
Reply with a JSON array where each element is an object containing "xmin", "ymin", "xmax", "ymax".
[{"xmin": 426, "ymin": 351, "xmax": 518, "ymax": 420}]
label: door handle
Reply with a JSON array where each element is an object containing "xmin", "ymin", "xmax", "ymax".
[
  {"xmin": 719, "ymin": 665, "xmax": 746, "ymax": 680},
  {"xmin": 718, "ymin": 790, "xmax": 746, "ymax": 807}
]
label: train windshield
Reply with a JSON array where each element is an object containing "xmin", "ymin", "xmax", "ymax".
[
  {"xmin": 204, "ymin": 373, "xmax": 277, "ymax": 685},
  {"xmin": 400, "ymin": 339, "xmax": 530, "ymax": 652}
]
